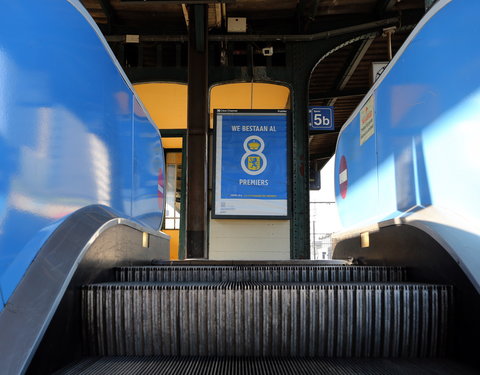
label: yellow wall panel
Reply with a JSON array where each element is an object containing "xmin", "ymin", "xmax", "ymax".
[
  {"xmin": 209, "ymin": 83, "xmax": 291, "ymax": 127},
  {"xmin": 163, "ymin": 229, "xmax": 180, "ymax": 260},
  {"xmin": 162, "ymin": 137, "xmax": 183, "ymax": 150},
  {"xmin": 252, "ymin": 83, "xmax": 291, "ymax": 109},
  {"xmin": 135, "ymin": 82, "xmax": 290, "ymax": 130},
  {"xmin": 134, "ymin": 83, "xmax": 187, "ymax": 129},
  {"xmin": 210, "ymin": 83, "xmax": 252, "ymax": 110}
]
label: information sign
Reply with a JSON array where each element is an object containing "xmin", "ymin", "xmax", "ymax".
[
  {"xmin": 309, "ymin": 106, "xmax": 334, "ymax": 131},
  {"xmin": 360, "ymin": 95, "xmax": 375, "ymax": 145},
  {"xmin": 213, "ymin": 109, "xmax": 290, "ymax": 218}
]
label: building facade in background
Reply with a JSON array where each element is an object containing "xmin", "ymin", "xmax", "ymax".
[{"xmin": 310, "ymin": 157, "xmax": 342, "ymax": 259}]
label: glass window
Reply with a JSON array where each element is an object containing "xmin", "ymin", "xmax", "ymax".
[{"xmin": 164, "ymin": 152, "xmax": 182, "ymax": 230}]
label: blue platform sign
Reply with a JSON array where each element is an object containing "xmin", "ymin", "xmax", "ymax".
[
  {"xmin": 309, "ymin": 106, "xmax": 334, "ymax": 131},
  {"xmin": 213, "ymin": 109, "xmax": 290, "ymax": 218}
]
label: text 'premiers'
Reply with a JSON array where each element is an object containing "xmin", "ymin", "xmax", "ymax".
[{"xmin": 239, "ymin": 179, "xmax": 269, "ymax": 185}]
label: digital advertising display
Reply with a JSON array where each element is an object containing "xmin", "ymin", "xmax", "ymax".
[{"xmin": 213, "ymin": 109, "xmax": 290, "ymax": 218}]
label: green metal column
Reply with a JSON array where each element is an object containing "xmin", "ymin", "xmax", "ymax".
[
  {"xmin": 288, "ymin": 42, "xmax": 311, "ymax": 259},
  {"xmin": 286, "ymin": 38, "xmax": 353, "ymax": 259},
  {"xmin": 186, "ymin": 4, "xmax": 208, "ymax": 259}
]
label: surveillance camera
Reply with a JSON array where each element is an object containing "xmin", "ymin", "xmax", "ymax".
[{"xmin": 262, "ymin": 47, "xmax": 273, "ymax": 56}]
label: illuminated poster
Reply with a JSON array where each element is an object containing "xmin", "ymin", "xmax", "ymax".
[{"xmin": 213, "ymin": 109, "xmax": 290, "ymax": 218}]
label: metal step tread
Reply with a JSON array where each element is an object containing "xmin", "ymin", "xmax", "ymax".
[
  {"xmin": 83, "ymin": 282, "xmax": 452, "ymax": 357},
  {"xmin": 86, "ymin": 281, "xmax": 445, "ymax": 289},
  {"xmin": 151, "ymin": 259, "xmax": 351, "ymax": 266},
  {"xmin": 55, "ymin": 356, "xmax": 479, "ymax": 375},
  {"xmin": 116, "ymin": 265, "xmax": 406, "ymax": 283}
]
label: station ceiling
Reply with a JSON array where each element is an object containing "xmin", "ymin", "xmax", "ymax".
[{"xmin": 80, "ymin": 0, "xmax": 427, "ymax": 165}]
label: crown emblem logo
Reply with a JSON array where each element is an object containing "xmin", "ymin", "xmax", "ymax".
[
  {"xmin": 242, "ymin": 136, "xmax": 267, "ymax": 175},
  {"xmin": 247, "ymin": 140, "xmax": 261, "ymax": 151}
]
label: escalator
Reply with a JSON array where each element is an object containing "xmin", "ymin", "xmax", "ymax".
[{"xmin": 50, "ymin": 262, "xmax": 477, "ymax": 374}]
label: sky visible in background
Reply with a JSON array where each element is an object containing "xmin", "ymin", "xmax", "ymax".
[{"xmin": 309, "ymin": 156, "xmax": 342, "ymax": 234}]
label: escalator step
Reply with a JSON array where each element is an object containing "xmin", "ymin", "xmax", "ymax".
[
  {"xmin": 116, "ymin": 266, "xmax": 406, "ymax": 283},
  {"xmin": 55, "ymin": 356, "xmax": 479, "ymax": 375},
  {"xmin": 151, "ymin": 260, "xmax": 350, "ymax": 266},
  {"xmin": 83, "ymin": 282, "xmax": 451, "ymax": 358}
]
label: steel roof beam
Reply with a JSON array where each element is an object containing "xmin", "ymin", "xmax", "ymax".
[
  {"xmin": 120, "ymin": 0, "xmax": 234, "ymax": 3},
  {"xmin": 310, "ymin": 88, "xmax": 368, "ymax": 101},
  {"xmin": 98, "ymin": 0, "xmax": 117, "ymax": 33},
  {"xmin": 376, "ymin": 0, "xmax": 399, "ymax": 16},
  {"xmin": 105, "ymin": 17, "xmax": 398, "ymax": 43},
  {"xmin": 327, "ymin": 35, "xmax": 375, "ymax": 106}
]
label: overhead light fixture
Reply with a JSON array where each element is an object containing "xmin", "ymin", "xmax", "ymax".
[{"xmin": 382, "ymin": 26, "xmax": 397, "ymax": 60}]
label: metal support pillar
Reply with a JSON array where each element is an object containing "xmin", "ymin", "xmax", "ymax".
[
  {"xmin": 289, "ymin": 44, "xmax": 311, "ymax": 259},
  {"xmin": 186, "ymin": 4, "xmax": 208, "ymax": 258},
  {"xmin": 286, "ymin": 39, "xmax": 348, "ymax": 259},
  {"xmin": 287, "ymin": 35, "xmax": 368, "ymax": 259}
]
